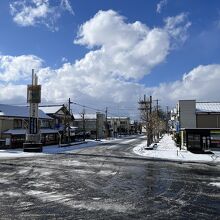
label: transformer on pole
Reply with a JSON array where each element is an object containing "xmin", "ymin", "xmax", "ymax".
[{"xmin": 23, "ymin": 69, "xmax": 42, "ymax": 152}]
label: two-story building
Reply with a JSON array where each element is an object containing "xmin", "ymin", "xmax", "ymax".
[
  {"xmin": 172, "ymin": 100, "xmax": 220, "ymax": 152},
  {"xmin": 72, "ymin": 112, "xmax": 105, "ymax": 139},
  {"xmin": 0, "ymin": 104, "xmax": 58, "ymax": 148},
  {"xmin": 107, "ymin": 117, "xmax": 130, "ymax": 137},
  {"xmin": 39, "ymin": 105, "xmax": 74, "ymax": 142}
]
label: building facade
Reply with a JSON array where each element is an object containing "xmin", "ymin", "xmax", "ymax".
[
  {"xmin": 72, "ymin": 113, "xmax": 105, "ymax": 139},
  {"xmin": 0, "ymin": 104, "xmax": 57, "ymax": 148},
  {"xmin": 107, "ymin": 117, "xmax": 130, "ymax": 137},
  {"xmin": 171, "ymin": 100, "xmax": 220, "ymax": 151},
  {"xmin": 39, "ymin": 105, "xmax": 74, "ymax": 142}
]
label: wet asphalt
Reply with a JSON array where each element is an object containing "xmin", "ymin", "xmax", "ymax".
[{"xmin": 0, "ymin": 136, "xmax": 219, "ymax": 219}]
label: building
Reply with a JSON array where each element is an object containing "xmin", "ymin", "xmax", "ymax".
[
  {"xmin": 172, "ymin": 100, "xmax": 220, "ymax": 151},
  {"xmin": 72, "ymin": 112, "xmax": 105, "ymax": 139},
  {"xmin": 107, "ymin": 117, "xmax": 130, "ymax": 137},
  {"xmin": 0, "ymin": 104, "xmax": 58, "ymax": 148},
  {"xmin": 39, "ymin": 105, "xmax": 74, "ymax": 142}
]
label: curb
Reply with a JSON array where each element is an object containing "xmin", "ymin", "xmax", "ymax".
[
  {"xmin": 59, "ymin": 141, "xmax": 87, "ymax": 148},
  {"xmin": 57, "ymin": 152, "xmax": 220, "ymax": 166}
]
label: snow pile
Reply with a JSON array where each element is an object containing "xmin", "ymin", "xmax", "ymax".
[
  {"xmin": 209, "ymin": 182, "xmax": 220, "ymax": 188},
  {"xmin": 133, "ymin": 134, "xmax": 220, "ymax": 163}
]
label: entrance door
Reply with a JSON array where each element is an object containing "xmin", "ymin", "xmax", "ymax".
[{"xmin": 202, "ymin": 136, "xmax": 210, "ymax": 152}]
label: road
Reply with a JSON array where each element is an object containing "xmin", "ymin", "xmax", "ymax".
[{"xmin": 0, "ymin": 136, "xmax": 219, "ymax": 219}]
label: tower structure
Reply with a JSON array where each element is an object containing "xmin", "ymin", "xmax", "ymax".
[{"xmin": 23, "ymin": 69, "xmax": 42, "ymax": 152}]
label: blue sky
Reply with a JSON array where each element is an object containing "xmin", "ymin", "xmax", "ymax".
[{"xmin": 0, "ymin": 0, "xmax": 220, "ymax": 117}]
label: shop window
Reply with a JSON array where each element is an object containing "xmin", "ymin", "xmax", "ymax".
[{"xmin": 188, "ymin": 134, "xmax": 201, "ymax": 149}]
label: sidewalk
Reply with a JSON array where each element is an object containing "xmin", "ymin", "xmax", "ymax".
[{"xmin": 133, "ymin": 134, "xmax": 220, "ymax": 164}]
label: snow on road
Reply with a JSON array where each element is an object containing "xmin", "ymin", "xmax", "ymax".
[
  {"xmin": 133, "ymin": 134, "xmax": 220, "ymax": 163},
  {"xmin": 0, "ymin": 135, "xmax": 140, "ymax": 159}
]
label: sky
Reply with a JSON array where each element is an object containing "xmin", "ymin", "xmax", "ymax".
[{"xmin": 0, "ymin": 0, "xmax": 220, "ymax": 118}]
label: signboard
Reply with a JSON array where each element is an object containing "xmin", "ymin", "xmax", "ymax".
[
  {"xmin": 29, "ymin": 117, "xmax": 38, "ymax": 134},
  {"xmin": 30, "ymin": 103, "xmax": 38, "ymax": 118},
  {"xmin": 27, "ymin": 85, "xmax": 41, "ymax": 103},
  {"xmin": 210, "ymin": 130, "xmax": 220, "ymax": 144},
  {"xmin": 176, "ymin": 121, "xmax": 180, "ymax": 133}
]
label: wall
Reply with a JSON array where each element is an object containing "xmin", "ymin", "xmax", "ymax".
[
  {"xmin": 0, "ymin": 118, "xmax": 14, "ymax": 138},
  {"xmin": 178, "ymin": 100, "xmax": 196, "ymax": 129},
  {"xmin": 197, "ymin": 114, "xmax": 220, "ymax": 128}
]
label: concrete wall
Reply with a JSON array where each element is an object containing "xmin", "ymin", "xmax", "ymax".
[
  {"xmin": 197, "ymin": 114, "xmax": 220, "ymax": 128},
  {"xmin": 178, "ymin": 100, "xmax": 196, "ymax": 129}
]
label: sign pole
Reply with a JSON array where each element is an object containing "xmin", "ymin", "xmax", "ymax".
[{"xmin": 23, "ymin": 69, "xmax": 42, "ymax": 152}]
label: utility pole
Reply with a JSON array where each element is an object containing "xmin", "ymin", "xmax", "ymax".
[
  {"xmin": 82, "ymin": 108, "xmax": 86, "ymax": 141},
  {"xmin": 149, "ymin": 95, "xmax": 153, "ymax": 145},
  {"xmin": 105, "ymin": 107, "xmax": 108, "ymax": 139},
  {"xmin": 96, "ymin": 112, "xmax": 98, "ymax": 141},
  {"xmin": 67, "ymin": 98, "xmax": 73, "ymax": 143},
  {"xmin": 155, "ymin": 99, "xmax": 160, "ymax": 140},
  {"xmin": 166, "ymin": 106, "xmax": 169, "ymax": 133}
]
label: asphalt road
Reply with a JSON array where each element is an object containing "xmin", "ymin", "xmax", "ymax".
[{"xmin": 0, "ymin": 136, "xmax": 219, "ymax": 219}]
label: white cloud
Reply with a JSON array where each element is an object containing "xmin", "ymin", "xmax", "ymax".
[
  {"xmin": 0, "ymin": 55, "xmax": 43, "ymax": 82},
  {"xmin": 164, "ymin": 13, "xmax": 191, "ymax": 46},
  {"xmin": 74, "ymin": 10, "xmax": 190, "ymax": 80},
  {"xmin": 0, "ymin": 84, "xmax": 26, "ymax": 104},
  {"xmin": 9, "ymin": 0, "xmax": 74, "ymax": 31},
  {"xmin": 156, "ymin": 0, "xmax": 167, "ymax": 14},
  {"xmin": 152, "ymin": 64, "xmax": 220, "ymax": 106},
  {"xmin": 0, "ymin": 10, "xmax": 193, "ymax": 117},
  {"xmin": 60, "ymin": 0, "xmax": 74, "ymax": 15}
]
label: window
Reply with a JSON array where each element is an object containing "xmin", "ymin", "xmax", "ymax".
[{"xmin": 14, "ymin": 119, "xmax": 22, "ymax": 128}]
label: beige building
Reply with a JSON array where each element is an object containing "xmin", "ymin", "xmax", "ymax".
[{"xmin": 0, "ymin": 104, "xmax": 56, "ymax": 148}]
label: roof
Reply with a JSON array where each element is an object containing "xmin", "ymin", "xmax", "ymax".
[
  {"xmin": 107, "ymin": 117, "xmax": 130, "ymax": 120},
  {"xmin": 3, "ymin": 128, "xmax": 58, "ymax": 135},
  {"xmin": 196, "ymin": 102, "xmax": 220, "ymax": 113},
  {"xmin": 0, "ymin": 104, "xmax": 51, "ymax": 119},
  {"xmin": 74, "ymin": 114, "xmax": 97, "ymax": 120},
  {"xmin": 39, "ymin": 106, "xmax": 63, "ymax": 114}
]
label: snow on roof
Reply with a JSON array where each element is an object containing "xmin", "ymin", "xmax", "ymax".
[
  {"xmin": 0, "ymin": 104, "xmax": 51, "ymax": 119},
  {"xmin": 39, "ymin": 106, "xmax": 63, "ymax": 114},
  {"xmin": 3, "ymin": 128, "xmax": 58, "ymax": 135},
  {"xmin": 74, "ymin": 113, "xmax": 97, "ymax": 120},
  {"xmin": 107, "ymin": 117, "xmax": 130, "ymax": 120},
  {"xmin": 196, "ymin": 102, "xmax": 220, "ymax": 113}
]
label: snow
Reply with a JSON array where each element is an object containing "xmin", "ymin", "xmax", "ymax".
[
  {"xmin": 0, "ymin": 104, "xmax": 51, "ymax": 119},
  {"xmin": 74, "ymin": 113, "xmax": 97, "ymax": 120},
  {"xmin": 196, "ymin": 102, "xmax": 220, "ymax": 113},
  {"xmin": 3, "ymin": 128, "xmax": 58, "ymax": 135},
  {"xmin": 0, "ymin": 136, "xmax": 132, "ymax": 159},
  {"xmin": 39, "ymin": 106, "xmax": 62, "ymax": 114},
  {"xmin": 133, "ymin": 134, "xmax": 220, "ymax": 163},
  {"xmin": 209, "ymin": 182, "xmax": 220, "ymax": 188}
]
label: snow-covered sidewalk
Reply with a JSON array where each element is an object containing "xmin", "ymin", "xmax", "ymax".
[{"xmin": 133, "ymin": 134, "xmax": 220, "ymax": 164}]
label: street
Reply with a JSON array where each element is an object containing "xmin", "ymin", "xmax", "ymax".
[{"xmin": 0, "ymin": 136, "xmax": 219, "ymax": 219}]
